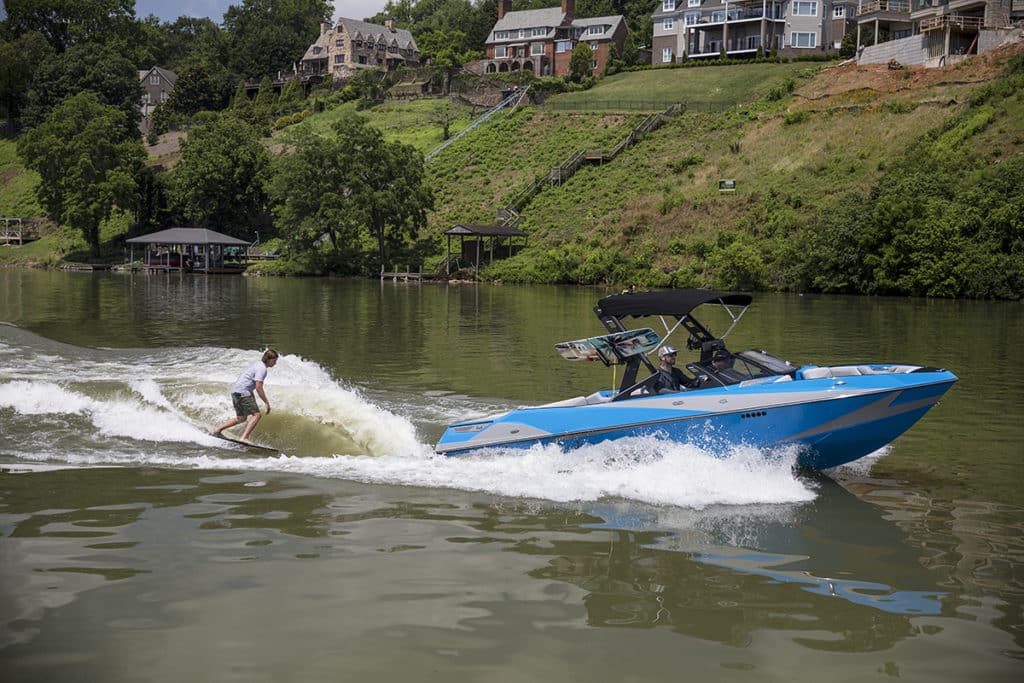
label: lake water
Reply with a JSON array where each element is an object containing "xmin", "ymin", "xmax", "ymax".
[{"xmin": 1, "ymin": 269, "xmax": 1021, "ymax": 682}]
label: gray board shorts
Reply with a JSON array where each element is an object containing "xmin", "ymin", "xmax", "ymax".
[{"xmin": 231, "ymin": 392, "xmax": 260, "ymax": 417}]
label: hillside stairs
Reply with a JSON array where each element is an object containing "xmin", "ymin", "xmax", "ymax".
[
  {"xmin": 425, "ymin": 87, "xmax": 529, "ymax": 162},
  {"xmin": 498, "ymin": 103, "xmax": 683, "ymax": 229}
]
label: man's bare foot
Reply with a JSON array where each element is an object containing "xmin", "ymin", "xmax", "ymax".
[{"xmin": 211, "ymin": 430, "xmax": 222, "ymax": 437}]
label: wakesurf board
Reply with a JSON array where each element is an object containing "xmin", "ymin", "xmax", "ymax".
[
  {"xmin": 555, "ymin": 327, "xmax": 661, "ymax": 365},
  {"xmin": 211, "ymin": 433, "xmax": 277, "ymax": 452}
]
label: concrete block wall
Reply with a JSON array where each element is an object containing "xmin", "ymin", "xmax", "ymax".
[{"xmin": 858, "ymin": 34, "xmax": 928, "ymax": 65}]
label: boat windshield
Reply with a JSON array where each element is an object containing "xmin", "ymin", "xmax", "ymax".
[
  {"xmin": 687, "ymin": 349, "xmax": 797, "ymax": 387},
  {"xmin": 735, "ymin": 349, "xmax": 797, "ymax": 376}
]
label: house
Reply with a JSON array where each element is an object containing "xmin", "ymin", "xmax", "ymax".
[
  {"xmin": 856, "ymin": 0, "xmax": 1024, "ymax": 65},
  {"xmin": 652, "ymin": 0, "xmax": 858, "ymax": 62},
  {"xmin": 138, "ymin": 66, "xmax": 177, "ymax": 117},
  {"xmin": 478, "ymin": 0, "xmax": 627, "ymax": 77},
  {"xmin": 300, "ymin": 18, "xmax": 420, "ymax": 83}
]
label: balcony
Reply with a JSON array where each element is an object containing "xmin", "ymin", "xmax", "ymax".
[{"xmin": 919, "ymin": 13, "xmax": 984, "ymax": 31}]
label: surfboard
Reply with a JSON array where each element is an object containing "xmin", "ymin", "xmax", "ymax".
[
  {"xmin": 555, "ymin": 327, "xmax": 661, "ymax": 365},
  {"xmin": 211, "ymin": 433, "xmax": 277, "ymax": 452}
]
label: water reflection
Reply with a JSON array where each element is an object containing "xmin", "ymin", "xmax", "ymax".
[{"xmin": 1, "ymin": 466, "xmax": 1021, "ymax": 663}]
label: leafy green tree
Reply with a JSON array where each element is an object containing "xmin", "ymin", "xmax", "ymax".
[
  {"xmin": 267, "ymin": 113, "xmax": 433, "ymax": 272},
  {"xmin": 17, "ymin": 91, "xmax": 144, "ymax": 256},
  {"xmin": 0, "ymin": 30, "xmax": 53, "ymax": 134},
  {"xmin": 22, "ymin": 40, "xmax": 141, "ymax": 136},
  {"xmin": 169, "ymin": 114, "xmax": 271, "ymax": 239},
  {"xmin": 278, "ymin": 76, "xmax": 304, "ymax": 111},
  {"xmin": 1, "ymin": 0, "xmax": 137, "ymax": 52},
  {"xmin": 253, "ymin": 75, "xmax": 277, "ymax": 118},
  {"xmin": 223, "ymin": 0, "xmax": 332, "ymax": 79},
  {"xmin": 417, "ymin": 30, "xmax": 480, "ymax": 93},
  {"xmin": 568, "ymin": 41, "xmax": 594, "ymax": 82},
  {"xmin": 164, "ymin": 63, "xmax": 225, "ymax": 116}
]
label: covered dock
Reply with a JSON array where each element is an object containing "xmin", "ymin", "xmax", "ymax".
[
  {"xmin": 126, "ymin": 227, "xmax": 253, "ymax": 273},
  {"xmin": 444, "ymin": 223, "xmax": 528, "ymax": 274}
]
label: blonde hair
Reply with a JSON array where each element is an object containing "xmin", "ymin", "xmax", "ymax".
[{"xmin": 262, "ymin": 348, "xmax": 279, "ymax": 363}]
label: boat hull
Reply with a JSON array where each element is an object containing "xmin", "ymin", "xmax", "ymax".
[{"xmin": 436, "ymin": 370, "xmax": 957, "ymax": 470}]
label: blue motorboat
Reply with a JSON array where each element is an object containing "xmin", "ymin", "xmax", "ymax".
[{"xmin": 436, "ymin": 289, "xmax": 957, "ymax": 469}]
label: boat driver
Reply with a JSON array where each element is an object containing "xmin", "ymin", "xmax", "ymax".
[{"xmin": 651, "ymin": 345, "xmax": 691, "ymax": 394}]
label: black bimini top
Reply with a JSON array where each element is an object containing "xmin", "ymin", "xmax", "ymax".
[{"xmin": 595, "ymin": 289, "xmax": 752, "ymax": 320}]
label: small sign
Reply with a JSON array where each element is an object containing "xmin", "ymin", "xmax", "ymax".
[{"xmin": 719, "ymin": 179, "xmax": 736, "ymax": 192}]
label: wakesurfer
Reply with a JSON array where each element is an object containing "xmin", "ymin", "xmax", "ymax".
[{"xmin": 212, "ymin": 348, "xmax": 279, "ymax": 443}]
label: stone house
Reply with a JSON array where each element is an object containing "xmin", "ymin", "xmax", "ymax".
[
  {"xmin": 479, "ymin": 0, "xmax": 628, "ymax": 77},
  {"xmin": 300, "ymin": 18, "xmax": 420, "ymax": 82}
]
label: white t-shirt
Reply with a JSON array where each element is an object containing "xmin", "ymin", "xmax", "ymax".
[{"xmin": 231, "ymin": 360, "xmax": 268, "ymax": 394}]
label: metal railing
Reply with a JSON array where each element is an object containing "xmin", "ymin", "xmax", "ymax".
[{"xmin": 425, "ymin": 87, "xmax": 528, "ymax": 162}]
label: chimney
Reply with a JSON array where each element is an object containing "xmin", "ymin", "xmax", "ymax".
[
  {"xmin": 497, "ymin": 0, "xmax": 512, "ymax": 20},
  {"xmin": 320, "ymin": 22, "xmax": 328, "ymax": 35},
  {"xmin": 562, "ymin": 0, "xmax": 575, "ymax": 23},
  {"xmin": 385, "ymin": 18, "xmax": 395, "ymax": 31}
]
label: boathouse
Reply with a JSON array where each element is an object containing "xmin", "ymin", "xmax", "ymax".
[
  {"xmin": 444, "ymin": 224, "xmax": 528, "ymax": 273},
  {"xmin": 126, "ymin": 227, "xmax": 253, "ymax": 273}
]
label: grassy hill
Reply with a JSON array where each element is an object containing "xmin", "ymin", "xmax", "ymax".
[{"xmin": 3, "ymin": 44, "xmax": 1022, "ymax": 296}]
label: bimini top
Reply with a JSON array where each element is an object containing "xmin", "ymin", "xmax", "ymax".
[{"xmin": 595, "ymin": 289, "xmax": 752, "ymax": 320}]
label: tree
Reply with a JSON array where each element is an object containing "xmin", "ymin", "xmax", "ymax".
[
  {"xmin": 417, "ymin": 29, "xmax": 480, "ymax": 94},
  {"xmin": 164, "ymin": 63, "xmax": 225, "ymax": 117},
  {"xmin": 17, "ymin": 91, "xmax": 144, "ymax": 256},
  {"xmin": 568, "ymin": 41, "xmax": 594, "ymax": 82},
  {"xmin": 22, "ymin": 40, "xmax": 141, "ymax": 136},
  {"xmin": 223, "ymin": 0, "xmax": 332, "ymax": 79},
  {"xmin": 169, "ymin": 114, "xmax": 271, "ymax": 239},
  {"xmin": 0, "ymin": 30, "xmax": 53, "ymax": 135},
  {"xmin": 267, "ymin": 113, "xmax": 433, "ymax": 272},
  {"xmin": 2, "ymin": 0, "xmax": 137, "ymax": 53}
]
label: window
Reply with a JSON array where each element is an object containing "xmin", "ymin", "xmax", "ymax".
[
  {"xmin": 556, "ymin": 40, "xmax": 572, "ymax": 53},
  {"xmin": 150, "ymin": 74, "xmax": 160, "ymax": 85},
  {"xmin": 685, "ymin": 12, "xmax": 699, "ymax": 25},
  {"xmin": 663, "ymin": 17, "xmax": 674, "ymax": 30},
  {"xmin": 711, "ymin": 11, "xmax": 724, "ymax": 22},
  {"xmin": 687, "ymin": 0, "xmax": 700, "ymax": 6},
  {"xmin": 494, "ymin": 30, "xmax": 507, "ymax": 40},
  {"xmin": 335, "ymin": 54, "xmax": 345, "ymax": 63},
  {"xmin": 495, "ymin": 46, "xmax": 507, "ymax": 58},
  {"xmin": 833, "ymin": 6, "xmax": 845, "ymax": 18},
  {"xmin": 790, "ymin": 31, "xmax": 816, "ymax": 48},
  {"xmin": 531, "ymin": 42, "xmax": 544, "ymax": 55},
  {"xmin": 792, "ymin": 1, "xmax": 817, "ymax": 16},
  {"xmin": 532, "ymin": 27, "xmax": 546, "ymax": 37},
  {"xmin": 358, "ymin": 55, "xmax": 367, "ymax": 64},
  {"xmin": 519, "ymin": 29, "xmax": 527, "ymax": 39},
  {"xmin": 662, "ymin": 46, "xmax": 673, "ymax": 63},
  {"xmin": 663, "ymin": 0, "xmax": 676, "ymax": 10},
  {"xmin": 160, "ymin": 90, "xmax": 168, "ymax": 102},
  {"xmin": 336, "ymin": 39, "xmax": 344, "ymax": 47},
  {"xmin": 588, "ymin": 25, "xmax": 604, "ymax": 35},
  {"xmin": 590, "ymin": 41, "xmax": 599, "ymax": 49}
]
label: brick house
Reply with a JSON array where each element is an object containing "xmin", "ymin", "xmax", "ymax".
[
  {"xmin": 138, "ymin": 66, "xmax": 177, "ymax": 118},
  {"xmin": 300, "ymin": 17, "xmax": 420, "ymax": 82},
  {"xmin": 479, "ymin": 0, "xmax": 627, "ymax": 77}
]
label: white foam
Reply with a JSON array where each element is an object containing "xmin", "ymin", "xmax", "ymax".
[{"xmin": 0, "ymin": 334, "xmax": 816, "ymax": 509}]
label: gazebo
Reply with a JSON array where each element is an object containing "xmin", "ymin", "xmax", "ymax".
[
  {"xmin": 444, "ymin": 224, "xmax": 528, "ymax": 273},
  {"xmin": 126, "ymin": 227, "xmax": 253, "ymax": 272}
]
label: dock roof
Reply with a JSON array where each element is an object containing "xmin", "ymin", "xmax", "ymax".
[{"xmin": 126, "ymin": 228, "xmax": 251, "ymax": 246}]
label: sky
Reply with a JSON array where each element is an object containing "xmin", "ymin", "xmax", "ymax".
[{"xmin": 133, "ymin": 1, "xmax": 391, "ymax": 24}]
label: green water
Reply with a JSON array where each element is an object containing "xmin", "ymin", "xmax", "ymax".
[{"xmin": 0, "ymin": 269, "xmax": 1021, "ymax": 682}]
